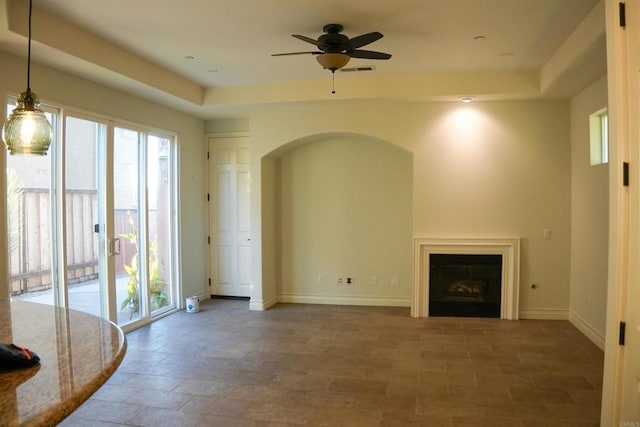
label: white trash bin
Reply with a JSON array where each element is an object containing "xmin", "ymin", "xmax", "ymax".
[{"xmin": 186, "ymin": 296, "xmax": 200, "ymax": 313}]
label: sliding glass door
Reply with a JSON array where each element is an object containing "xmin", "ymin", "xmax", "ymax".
[
  {"xmin": 64, "ymin": 116, "xmax": 107, "ymax": 318},
  {"xmin": 5, "ymin": 100, "xmax": 178, "ymax": 330},
  {"xmin": 112, "ymin": 127, "xmax": 175, "ymax": 326}
]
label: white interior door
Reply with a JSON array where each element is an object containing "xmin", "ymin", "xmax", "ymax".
[
  {"xmin": 604, "ymin": 0, "xmax": 640, "ymax": 423},
  {"xmin": 622, "ymin": 0, "xmax": 640, "ymax": 419},
  {"xmin": 208, "ymin": 136, "xmax": 251, "ymax": 297}
]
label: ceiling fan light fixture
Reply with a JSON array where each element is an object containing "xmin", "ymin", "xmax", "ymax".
[{"xmin": 316, "ymin": 53, "xmax": 350, "ymax": 72}]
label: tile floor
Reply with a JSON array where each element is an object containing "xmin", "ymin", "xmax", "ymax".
[{"xmin": 60, "ymin": 299, "xmax": 604, "ymax": 426}]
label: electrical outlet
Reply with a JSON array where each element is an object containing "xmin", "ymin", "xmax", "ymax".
[
  {"xmin": 371, "ymin": 276, "xmax": 378, "ymax": 286},
  {"xmin": 390, "ymin": 277, "xmax": 400, "ymax": 287},
  {"xmin": 346, "ymin": 277, "xmax": 353, "ymax": 285},
  {"xmin": 337, "ymin": 276, "xmax": 344, "ymax": 285},
  {"xmin": 318, "ymin": 275, "xmax": 325, "ymax": 285}
]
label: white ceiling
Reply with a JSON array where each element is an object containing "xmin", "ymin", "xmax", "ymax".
[{"xmin": 0, "ymin": 0, "xmax": 606, "ymax": 119}]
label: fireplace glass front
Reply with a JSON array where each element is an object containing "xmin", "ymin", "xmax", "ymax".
[{"xmin": 429, "ymin": 254, "xmax": 502, "ymax": 318}]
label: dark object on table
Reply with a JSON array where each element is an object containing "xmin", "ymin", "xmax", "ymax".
[{"xmin": 0, "ymin": 343, "xmax": 40, "ymax": 370}]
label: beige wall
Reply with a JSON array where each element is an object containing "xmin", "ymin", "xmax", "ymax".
[
  {"xmin": 206, "ymin": 118, "xmax": 249, "ymax": 134},
  {"xmin": 249, "ymin": 100, "xmax": 572, "ymax": 315},
  {"xmin": 569, "ymin": 75, "xmax": 609, "ymax": 346},
  {"xmin": 0, "ymin": 51, "xmax": 208, "ymax": 301},
  {"xmin": 275, "ymin": 135, "xmax": 413, "ymax": 304}
]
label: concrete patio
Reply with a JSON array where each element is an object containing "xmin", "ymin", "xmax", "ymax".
[{"xmin": 12, "ymin": 275, "xmax": 148, "ymax": 325}]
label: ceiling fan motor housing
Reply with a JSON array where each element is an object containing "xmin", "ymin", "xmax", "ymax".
[
  {"xmin": 318, "ymin": 33, "xmax": 350, "ymax": 53},
  {"xmin": 323, "ymin": 23, "xmax": 343, "ymax": 33}
]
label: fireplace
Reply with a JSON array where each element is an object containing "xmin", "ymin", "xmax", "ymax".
[
  {"xmin": 412, "ymin": 238, "xmax": 520, "ymax": 319},
  {"xmin": 429, "ymin": 254, "xmax": 502, "ymax": 318}
]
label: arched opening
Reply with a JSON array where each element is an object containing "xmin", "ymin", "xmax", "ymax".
[{"xmin": 260, "ymin": 132, "xmax": 413, "ymax": 306}]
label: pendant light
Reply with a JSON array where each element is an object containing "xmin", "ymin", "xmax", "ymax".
[{"xmin": 2, "ymin": 0, "xmax": 52, "ymax": 156}]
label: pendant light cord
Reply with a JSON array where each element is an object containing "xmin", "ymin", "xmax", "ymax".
[{"xmin": 27, "ymin": 0, "xmax": 33, "ymax": 92}]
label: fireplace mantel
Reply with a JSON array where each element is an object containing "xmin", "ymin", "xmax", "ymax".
[{"xmin": 412, "ymin": 237, "xmax": 520, "ymax": 319}]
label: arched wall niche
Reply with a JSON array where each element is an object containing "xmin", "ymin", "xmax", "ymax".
[{"xmin": 259, "ymin": 132, "xmax": 414, "ymax": 307}]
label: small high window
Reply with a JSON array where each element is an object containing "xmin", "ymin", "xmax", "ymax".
[{"xmin": 590, "ymin": 107, "xmax": 608, "ymax": 165}]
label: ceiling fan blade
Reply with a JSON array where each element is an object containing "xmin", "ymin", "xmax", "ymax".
[
  {"xmin": 272, "ymin": 51, "xmax": 323, "ymax": 56},
  {"xmin": 349, "ymin": 31, "xmax": 383, "ymax": 49},
  {"xmin": 350, "ymin": 49, "xmax": 392, "ymax": 60},
  {"xmin": 292, "ymin": 34, "xmax": 320, "ymax": 46}
]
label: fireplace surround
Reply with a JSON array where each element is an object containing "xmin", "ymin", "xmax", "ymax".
[{"xmin": 412, "ymin": 238, "xmax": 520, "ymax": 319}]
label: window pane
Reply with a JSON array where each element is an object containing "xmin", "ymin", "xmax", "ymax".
[
  {"xmin": 114, "ymin": 127, "xmax": 141, "ymax": 325},
  {"xmin": 601, "ymin": 113, "xmax": 608, "ymax": 164},
  {"xmin": 589, "ymin": 107, "xmax": 608, "ymax": 166},
  {"xmin": 65, "ymin": 116, "xmax": 106, "ymax": 317},
  {"xmin": 148, "ymin": 134, "xmax": 173, "ymax": 314},
  {"xmin": 6, "ymin": 101, "xmax": 55, "ymax": 304}
]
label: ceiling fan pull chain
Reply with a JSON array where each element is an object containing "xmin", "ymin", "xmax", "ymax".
[{"xmin": 332, "ymin": 71, "xmax": 336, "ymax": 94}]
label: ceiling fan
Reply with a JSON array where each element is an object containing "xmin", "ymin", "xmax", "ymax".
[{"xmin": 272, "ymin": 23, "xmax": 392, "ymax": 73}]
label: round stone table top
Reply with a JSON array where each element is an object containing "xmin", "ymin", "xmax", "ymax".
[{"xmin": 0, "ymin": 300, "xmax": 126, "ymax": 426}]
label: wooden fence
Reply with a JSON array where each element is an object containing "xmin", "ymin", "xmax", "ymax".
[{"xmin": 9, "ymin": 189, "xmax": 154, "ymax": 296}]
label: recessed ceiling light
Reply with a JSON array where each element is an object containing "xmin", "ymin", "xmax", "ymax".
[
  {"xmin": 473, "ymin": 35, "xmax": 486, "ymax": 41},
  {"xmin": 207, "ymin": 69, "xmax": 219, "ymax": 73},
  {"xmin": 184, "ymin": 55, "xmax": 195, "ymax": 60},
  {"xmin": 459, "ymin": 96, "xmax": 474, "ymax": 103},
  {"xmin": 500, "ymin": 52, "xmax": 515, "ymax": 57}
]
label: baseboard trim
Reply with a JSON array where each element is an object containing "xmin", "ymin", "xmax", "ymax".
[
  {"xmin": 196, "ymin": 292, "xmax": 210, "ymax": 305},
  {"xmin": 211, "ymin": 295, "xmax": 250, "ymax": 301},
  {"xmin": 278, "ymin": 293, "xmax": 411, "ymax": 307},
  {"xmin": 569, "ymin": 310, "xmax": 605, "ymax": 350},
  {"xmin": 249, "ymin": 294, "xmax": 279, "ymax": 311},
  {"xmin": 518, "ymin": 308, "xmax": 569, "ymax": 320}
]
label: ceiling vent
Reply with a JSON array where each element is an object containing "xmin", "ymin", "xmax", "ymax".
[{"xmin": 340, "ymin": 66, "xmax": 375, "ymax": 73}]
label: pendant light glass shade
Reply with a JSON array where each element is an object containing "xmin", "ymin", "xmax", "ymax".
[
  {"xmin": 3, "ymin": 89, "xmax": 52, "ymax": 155},
  {"xmin": 2, "ymin": 0, "xmax": 52, "ymax": 155}
]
